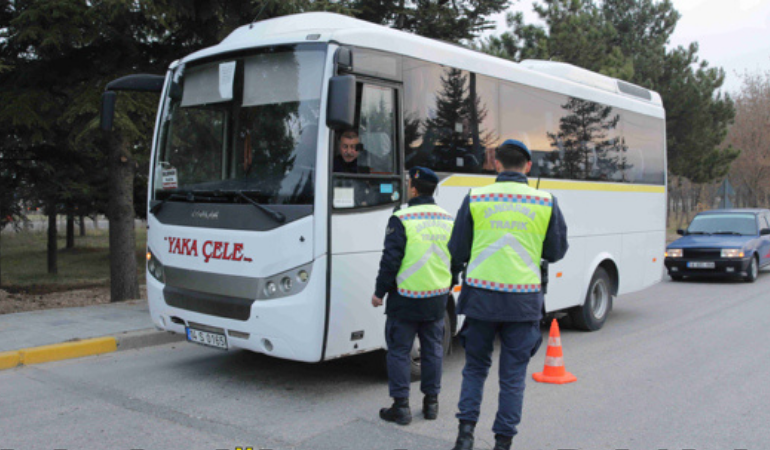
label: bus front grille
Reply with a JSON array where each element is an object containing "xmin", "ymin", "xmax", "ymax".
[{"xmin": 163, "ymin": 285, "xmax": 253, "ymax": 321}]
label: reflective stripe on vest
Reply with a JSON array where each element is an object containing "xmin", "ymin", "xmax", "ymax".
[
  {"xmin": 467, "ymin": 182, "xmax": 552, "ymax": 293},
  {"xmin": 394, "ymin": 204, "xmax": 454, "ymax": 298}
]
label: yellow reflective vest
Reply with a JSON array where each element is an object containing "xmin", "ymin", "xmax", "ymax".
[
  {"xmin": 393, "ymin": 204, "xmax": 454, "ymax": 298},
  {"xmin": 467, "ymin": 182, "xmax": 553, "ymax": 293}
]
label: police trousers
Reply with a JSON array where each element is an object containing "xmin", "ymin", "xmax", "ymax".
[
  {"xmin": 385, "ymin": 316, "xmax": 444, "ymax": 399},
  {"xmin": 456, "ymin": 318, "xmax": 542, "ymax": 438}
]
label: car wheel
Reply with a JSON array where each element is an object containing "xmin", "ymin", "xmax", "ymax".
[
  {"xmin": 745, "ymin": 255, "xmax": 759, "ymax": 283},
  {"xmin": 570, "ymin": 267, "xmax": 613, "ymax": 331}
]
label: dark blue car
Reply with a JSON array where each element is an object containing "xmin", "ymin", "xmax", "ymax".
[{"xmin": 664, "ymin": 209, "xmax": 770, "ymax": 282}]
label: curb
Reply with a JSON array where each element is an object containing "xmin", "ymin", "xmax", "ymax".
[{"xmin": 0, "ymin": 329, "xmax": 185, "ymax": 371}]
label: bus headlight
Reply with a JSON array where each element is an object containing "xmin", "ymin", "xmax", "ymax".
[
  {"xmin": 147, "ymin": 249, "xmax": 165, "ymax": 283},
  {"xmin": 721, "ymin": 249, "xmax": 744, "ymax": 258},
  {"xmin": 665, "ymin": 248, "xmax": 682, "ymax": 258},
  {"xmin": 264, "ymin": 282, "xmax": 277, "ymax": 297},
  {"xmin": 281, "ymin": 276, "xmax": 293, "ymax": 292},
  {"xmin": 256, "ymin": 262, "xmax": 313, "ymax": 300}
]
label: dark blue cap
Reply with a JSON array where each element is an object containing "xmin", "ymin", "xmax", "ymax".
[
  {"xmin": 500, "ymin": 139, "xmax": 531, "ymax": 160},
  {"xmin": 409, "ymin": 166, "xmax": 439, "ymax": 184}
]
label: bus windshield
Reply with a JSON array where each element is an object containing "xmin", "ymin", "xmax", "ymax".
[{"xmin": 154, "ymin": 45, "xmax": 326, "ymax": 205}]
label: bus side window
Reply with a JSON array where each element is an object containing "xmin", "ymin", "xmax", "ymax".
[
  {"xmin": 357, "ymin": 84, "xmax": 396, "ymax": 174},
  {"xmin": 332, "ymin": 83, "xmax": 402, "ymax": 210}
]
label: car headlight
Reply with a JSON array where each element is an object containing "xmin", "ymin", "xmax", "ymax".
[
  {"xmin": 665, "ymin": 248, "xmax": 683, "ymax": 258},
  {"xmin": 146, "ymin": 249, "xmax": 165, "ymax": 283},
  {"xmin": 721, "ymin": 249, "xmax": 744, "ymax": 258}
]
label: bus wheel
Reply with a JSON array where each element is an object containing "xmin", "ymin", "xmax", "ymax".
[
  {"xmin": 409, "ymin": 310, "xmax": 452, "ymax": 381},
  {"xmin": 442, "ymin": 309, "xmax": 453, "ymax": 356},
  {"xmin": 570, "ymin": 267, "xmax": 613, "ymax": 331},
  {"xmin": 409, "ymin": 335, "xmax": 422, "ymax": 381}
]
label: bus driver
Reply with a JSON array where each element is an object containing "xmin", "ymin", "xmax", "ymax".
[{"xmin": 333, "ymin": 129, "xmax": 371, "ymax": 174}]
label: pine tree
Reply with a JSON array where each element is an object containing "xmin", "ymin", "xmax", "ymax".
[{"xmin": 480, "ymin": 0, "xmax": 738, "ymax": 184}]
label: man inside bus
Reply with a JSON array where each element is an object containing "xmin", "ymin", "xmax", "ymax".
[
  {"xmin": 333, "ymin": 129, "xmax": 371, "ymax": 174},
  {"xmin": 371, "ymin": 166, "xmax": 454, "ymax": 426},
  {"xmin": 447, "ymin": 139, "xmax": 568, "ymax": 450}
]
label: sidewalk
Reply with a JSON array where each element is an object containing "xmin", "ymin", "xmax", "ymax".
[{"xmin": 0, "ymin": 299, "xmax": 183, "ymax": 370}]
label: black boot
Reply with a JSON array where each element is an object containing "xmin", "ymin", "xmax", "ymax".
[
  {"xmin": 423, "ymin": 394, "xmax": 439, "ymax": 420},
  {"xmin": 451, "ymin": 420, "xmax": 475, "ymax": 450},
  {"xmin": 492, "ymin": 434, "xmax": 512, "ymax": 450},
  {"xmin": 379, "ymin": 397, "xmax": 412, "ymax": 425}
]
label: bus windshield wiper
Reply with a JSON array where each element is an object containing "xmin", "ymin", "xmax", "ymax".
[
  {"xmin": 212, "ymin": 189, "xmax": 286, "ymax": 223},
  {"xmin": 687, "ymin": 231, "xmax": 711, "ymax": 235},
  {"xmin": 150, "ymin": 193, "xmax": 190, "ymax": 215},
  {"xmin": 151, "ymin": 190, "xmax": 220, "ymax": 215},
  {"xmin": 714, "ymin": 231, "xmax": 742, "ymax": 235}
]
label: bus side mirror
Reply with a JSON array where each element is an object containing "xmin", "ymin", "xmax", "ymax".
[
  {"xmin": 676, "ymin": 229, "xmax": 685, "ymax": 235},
  {"xmin": 100, "ymin": 91, "xmax": 117, "ymax": 131},
  {"xmin": 327, "ymin": 75, "xmax": 356, "ymax": 130},
  {"xmin": 100, "ymin": 74, "xmax": 165, "ymax": 131}
]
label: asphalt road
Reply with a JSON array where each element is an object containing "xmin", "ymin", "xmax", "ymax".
[{"xmin": 2, "ymin": 271, "xmax": 769, "ymax": 450}]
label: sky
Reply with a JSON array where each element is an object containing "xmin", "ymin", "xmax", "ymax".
[{"xmin": 487, "ymin": 0, "xmax": 770, "ymax": 95}]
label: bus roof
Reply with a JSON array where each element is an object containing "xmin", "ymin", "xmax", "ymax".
[{"xmin": 180, "ymin": 12, "xmax": 664, "ymax": 118}]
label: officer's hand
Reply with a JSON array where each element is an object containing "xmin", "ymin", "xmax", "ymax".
[{"xmin": 372, "ymin": 295, "xmax": 383, "ymax": 307}]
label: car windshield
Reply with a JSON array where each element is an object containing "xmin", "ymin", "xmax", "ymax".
[
  {"xmin": 687, "ymin": 213, "xmax": 757, "ymax": 236},
  {"xmin": 154, "ymin": 44, "xmax": 326, "ymax": 205}
]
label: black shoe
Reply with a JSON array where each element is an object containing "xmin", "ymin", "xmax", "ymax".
[
  {"xmin": 451, "ymin": 420, "xmax": 475, "ymax": 450},
  {"xmin": 492, "ymin": 434, "xmax": 512, "ymax": 450},
  {"xmin": 423, "ymin": 394, "xmax": 439, "ymax": 420},
  {"xmin": 379, "ymin": 398, "xmax": 412, "ymax": 425}
]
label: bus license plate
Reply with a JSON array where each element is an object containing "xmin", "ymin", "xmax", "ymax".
[
  {"xmin": 687, "ymin": 262, "xmax": 715, "ymax": 269},
  {"xmin": 186, "ymin": 327, "xmax": 228, "ymax": 350}
]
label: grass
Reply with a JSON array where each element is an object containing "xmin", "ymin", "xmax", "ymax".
[{"xmin": 0, "ymin": 226, "xmax": 147, "ymax": 294}]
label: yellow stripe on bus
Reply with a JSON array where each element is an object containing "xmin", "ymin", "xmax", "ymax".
[{"xmin": 440, "ymin": 176, "xmax": 665, "ymax": 193}]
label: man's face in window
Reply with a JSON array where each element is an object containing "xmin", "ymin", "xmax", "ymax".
[{"xmin": 339, "ymin": 135, "xmax": 360, "ymax": 163}]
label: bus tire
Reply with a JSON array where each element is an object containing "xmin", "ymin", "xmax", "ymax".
[
  {"xmin": 409, "ymin": 310, "xmax": 452, "ymax": 381},
  {"xmin": 570, "ymin": 267, "xmax": 613, "ymax": 331}
]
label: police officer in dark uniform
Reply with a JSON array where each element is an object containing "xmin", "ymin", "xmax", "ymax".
[
  {"xmin": 372, "ymin": 167, "xmax": 454, "ymax": 425},
  {"xmin": 448, "ymin": 140, "xmax": 568, "ymax": 450}
]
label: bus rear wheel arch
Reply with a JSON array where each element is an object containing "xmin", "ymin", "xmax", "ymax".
[{"xmin": 569, "ymin": 264, "xmax": 616, "ymax": 331}]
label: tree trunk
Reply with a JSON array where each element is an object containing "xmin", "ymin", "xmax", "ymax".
[
  {"xmin": 47, "ymin": 204, "xmax": 58, "ymax": 275},
  {"xmin": 108, "ymin": 133, "xmax": 139, "ymax": 302},
  {"xmin": 79, "ymin": 214, "xmax": 86, "ymax": 236},
  {"xmin": 92, "ymin": 215, "xmax": 98, "ymax": 229},
  {"xmin": 0, "ymin": 231, "xmax": 3, "ymax": 288},
  {"xmin": 66, "ymin": 208, "xmax": 75, "ymax": 249}
]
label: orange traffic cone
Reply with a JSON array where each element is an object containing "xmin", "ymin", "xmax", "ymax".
[{"xmin": 532, "ymin": 319, "xmax": 577, "ymax": 384}]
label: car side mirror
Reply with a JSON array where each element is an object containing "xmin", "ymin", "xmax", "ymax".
[
  {"xmin": 761, "ymin": 228, "xmax": 770, "ymax": 236},
  {"xmin": 676, "ymin": 229, "xmax": 685, "ymax": 236}
]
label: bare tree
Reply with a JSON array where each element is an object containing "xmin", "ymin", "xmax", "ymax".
[{"xmin": 726, "ymin": 68, "xmax": 770, "ymax": 208}]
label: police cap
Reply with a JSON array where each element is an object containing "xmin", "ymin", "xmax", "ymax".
[
  {"xmin": 409, "ymin": 166, "xmax": 439, "ymax": 184},
  {"xmin": 500, "ymin": 139, "xmax": 532, "ymax": 161}
]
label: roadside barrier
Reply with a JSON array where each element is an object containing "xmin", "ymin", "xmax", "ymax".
[{"xmin": 533, "ymin": 319, "xmax": 577, "ymax": 384}]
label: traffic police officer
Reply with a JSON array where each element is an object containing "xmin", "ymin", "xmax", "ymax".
[
  {"xmin": 372, "ymin": 166, "xmax": 454, "ymax": 425},
  {"xmin": 448, "ymin": 140, "xmax": 568, "ymax": 450}
]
